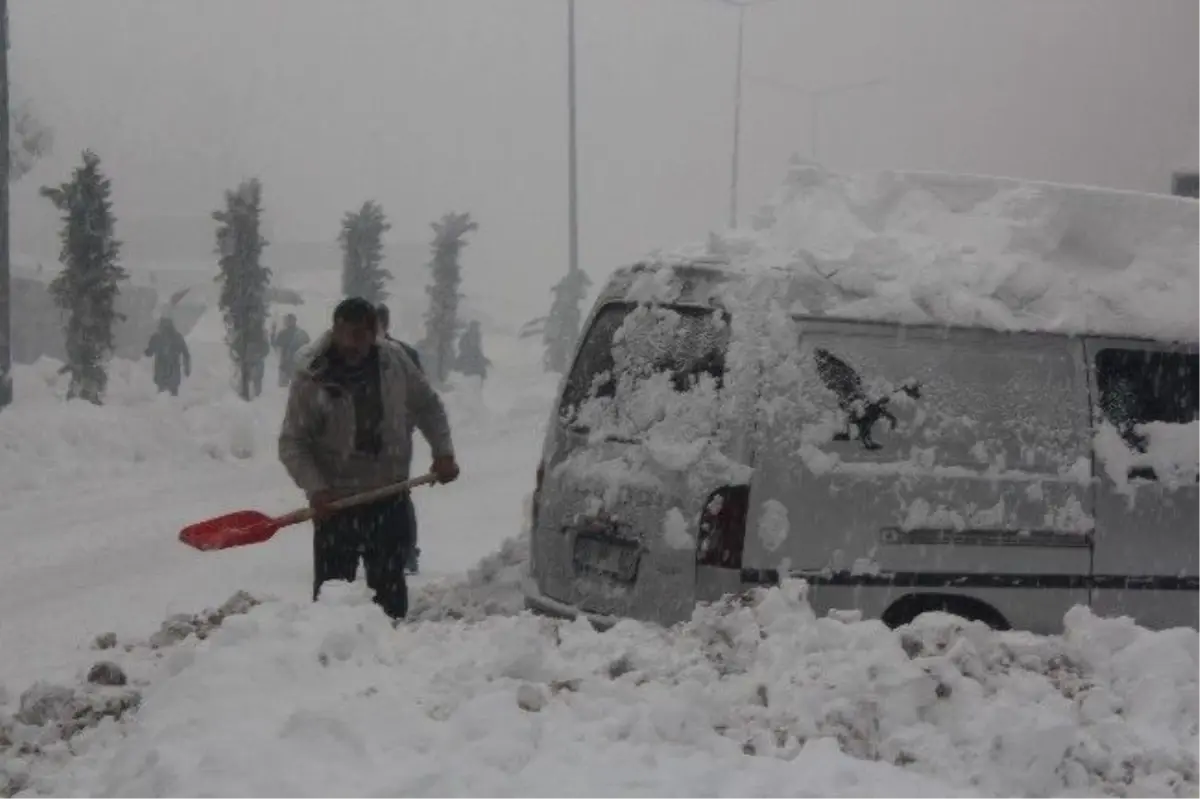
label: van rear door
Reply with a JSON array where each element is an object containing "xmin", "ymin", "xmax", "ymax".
[
  {"xmin": 742, "ymin": 320, "xmax": 1094, "ymax": 633},
  {"xmin": 532, "ymin": 301, "xmax": 733, "ymax": 626}
]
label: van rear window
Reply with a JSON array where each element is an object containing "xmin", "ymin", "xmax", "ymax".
[{"xmin": 561, "ymin": 303, "xmax": 727, "ymax": 415}]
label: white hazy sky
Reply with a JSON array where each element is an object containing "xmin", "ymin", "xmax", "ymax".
[{"xmin": 11, "ymin": 0, "xmax": 1198, "ymax": 320}]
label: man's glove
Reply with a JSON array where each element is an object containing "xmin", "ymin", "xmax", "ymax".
[{"xmin": 431, "ymin": 455, "xmax": 460, "ymax": 484}]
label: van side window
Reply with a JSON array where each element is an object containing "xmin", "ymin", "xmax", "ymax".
[
  {"xmin": 1095, "ymin": 349, "xmax": 1199, "ymax": 451},
  {"xmin": 795, "ymin": 332, "xmax": 1088, "ymax": 473},
  {"xmin": 560, "ymin": 304, "xmax": 728, "ymax": 419}
]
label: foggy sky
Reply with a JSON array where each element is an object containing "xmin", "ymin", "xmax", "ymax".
[{"xmin": 11, "ymin": 0, "xmax": 1198, "ymax": 322}]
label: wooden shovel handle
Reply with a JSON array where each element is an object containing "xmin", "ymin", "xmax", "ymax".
[{"xmin": 276, "ymin": 473, "xmax": 439, "ymax": 527}]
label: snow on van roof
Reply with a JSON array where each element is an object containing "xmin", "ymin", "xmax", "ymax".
[{"xmin": 645, "ymin": 161, "xmax": 1199, "ymax": 342}]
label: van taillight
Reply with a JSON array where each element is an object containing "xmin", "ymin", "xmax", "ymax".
[{"xmin": 696, "ymin": 485, "xmax": 750, "ymax": 569}]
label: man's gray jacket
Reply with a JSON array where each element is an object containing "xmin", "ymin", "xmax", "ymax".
[{"xmin": 279, "ymin": 332, "xmax": 454, "ymax": 500}]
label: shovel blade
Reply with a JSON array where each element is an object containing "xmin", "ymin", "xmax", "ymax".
[{"xmin": 179, "ymin": 510, "xmax": 279, "ymax": 551}]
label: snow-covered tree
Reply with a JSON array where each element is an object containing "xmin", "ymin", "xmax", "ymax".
[
  {"xmin": 41, "ymin": 151, "xmax": 127, "ymax": 404},
  {"xmin": 423, "ymin": 211, "xmax": 477, "ymax": 384},
  {"xmin": 214, "ymin": 178, "xmax": 271, "ymax": 401},
  {"xmin": 339, "ymin": 200, "xmax": 392, "ymax": 303},
  {"xmin": 10, "ymin": 98, "xmax": 51, "ymax": 182},
  {"xmin": 543, "ymin": 268, "xmax": 591, "ymax": 373},
  {"xmin": 7, "ymin": 5, "xmax": 53, "ymax": 182}
]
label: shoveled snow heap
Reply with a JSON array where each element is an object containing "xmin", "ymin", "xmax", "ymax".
[
  {"xmin": 13, "ymin": 577, "xmax": 1197, "ymax": 797},
  {"xmin": 697, "ymin": 161, "xmax": 1199, "ymax": 341}
]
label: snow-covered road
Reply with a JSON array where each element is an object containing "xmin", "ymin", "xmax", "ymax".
[{"xmin": 0, "ymin": 334, "xmax": 553, "ymax": 692}]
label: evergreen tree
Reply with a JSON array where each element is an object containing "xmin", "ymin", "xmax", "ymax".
[
  {"xmin": 10, "ymin": 97, "xmax": 51, "ymax": 182},
  {"xmin": 41, "ymin": 151, "xmax": 127, "ymax": 404},
  {"xmin": 213, "ymin": 178, "xmax": 271, "ymax": 401},
  {"xmin": 423, "ymin": 211, "xmax": 477, "ymax": 384},
  {"xmin": 6, "ymin": 13, "xmax": 53, "ymax": 182},
  {"xmin": 339, "ymin": 200, "xmax": 391, "ymax": 303},
  {"xmin": 543, "ymin": 268, "xmax": 591, "ymax": 373}
]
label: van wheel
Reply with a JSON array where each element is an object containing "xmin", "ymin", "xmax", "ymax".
[{"xmin": 881, "ymin": 593, "xmax": 1011, "ymax": 631}]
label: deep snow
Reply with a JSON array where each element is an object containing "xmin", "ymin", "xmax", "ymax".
[
  {"xmin": 9, "ymin": 580, "xmax": 1199, "ymax": 797},
  {"xmin": 2, "ymin": 167, "xmax": 1197, "ymax": 797},
  {"xmin": 701, "ymin": 161, "xmax": 1200, "ymax": 341},
  {"xmin": 0, "ymin": 302, "xmax": 556, "ymax": 693}
]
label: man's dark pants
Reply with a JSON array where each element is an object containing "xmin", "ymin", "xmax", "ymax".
[
  {"xmin": 405, "ymin": 500, "xmax": 420, "ymax": 573},
  {"xmin": 313, "ymin": 495, "xmax": 413, "ymax": 619}
]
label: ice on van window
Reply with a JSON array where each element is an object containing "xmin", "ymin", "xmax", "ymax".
[
  {"xmin": 562, "ymin": 304, "xmax": 729, "ymax": 424},
  {"xmin": 554, "ymin": 296, "xmax": 756, "ymax": 518},
  {"xmin": 784, "ymin": 332, "xmax": 1088, "ymax": 477},
  {"xmin": 613, "ymin": 307, "xmax": 725, "ymax": 387}
]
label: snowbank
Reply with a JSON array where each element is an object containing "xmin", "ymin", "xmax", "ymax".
[
  {"xmin": 408, "ymin": 533, "xmax": 532, "ymax": 623},
  {"xmin": 703, "ymin": 162, "xmax": 1199, "ymax": 341},
  {"xmin": 0, "ymin": 347, "xmax": 280, "ymax": 501},
  {"xmin": 15, "ymin": 580, "xmax": 1196, "ymax": 797}
]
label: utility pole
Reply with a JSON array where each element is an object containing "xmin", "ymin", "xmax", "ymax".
[
  {"xmin": 718, "ymin": 0, "xmax": 783, "ymax": 229},
  {"xmin": 727, "ymin": 4, "xmax": 744, "ymax": 229},
  {"xmin": 567, "ymin": 0, "xmax": 579, "ymax": 277},
  {"xmin": 0, "ymin": 0, "xmax": 10, "ymax": 410}
]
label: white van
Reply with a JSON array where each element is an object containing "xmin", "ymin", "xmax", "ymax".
[{"xmin": 524, "ymin": 259, "xmax": 1198, "ymax": 634}]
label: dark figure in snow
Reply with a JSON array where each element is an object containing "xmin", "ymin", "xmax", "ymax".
[
  {"xmin": 813, "ymin": 348, "xmax": 921, "ymax": 451},
  {"xmin": 375, "ymin": 303, "xmax": 423, "ymax": 371},
  {"xmin": 455, "ymin": 320, "xmax": 492, "ymax": 382},
  {"xmin": 145, "ymin": 317, "xmax": 191, "ymax": 396},
  {"xmin": 376, "ymin": 302, "xmax": 424, "ymax": 575},
  {"xmin": 247, "ymin": 334, "xmax": 270, "ymax": 398},
  {"xmin": 279, "ymin": 298, "xmax": 459, "ymax": 620},
  {"xmin": 271, "ymin": 313, "xmax": 311, "ymax": 388}
]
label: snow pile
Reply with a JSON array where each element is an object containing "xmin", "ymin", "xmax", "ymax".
[
  {"xmin": 556, "ymin": 285, "xmax": 786, "ymax": 528},
  {"xmin": 17, "ymin": 580, "xmax": 1197, "ymax": 797},
  {"xmin": 0, "ymin": 347, "xmax": 279, "ymax": 500},
  {"xmin": 707, "ymin": 162, "xmax": 1199, "ymax": 341},
  {"xmin": 1094, "ymin": 421, "xmax": 1200, "ymax": 493},
  {"xmin": 408, "ymin": 533, "xmax": 532, "ymax": 623},
  {"xmin": 0, "ymin": 591, "xmax": 266, "ymax": 797}
]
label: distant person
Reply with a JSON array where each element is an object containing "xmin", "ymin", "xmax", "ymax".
[
  {"xmin": 377, "ymin": 302, "xmax": 425, "ymax": 574},
  {"xmin": 279, "ymin": 298, "xmax": 459, "ymax": 619},
  {"xmin": 145, "ymin": 317, "xmax": 191, "ymax": 396},
  {"xmin": 455, "ymin": 320, "xmax": 492, "ymax": 383},
  {"xmin": 375, "ymin": 303, "xmax": 422, "ymax": 370},
  {"xmin": 248, "ymin": 334, "xmax": 270, "ymax": 398},
  {"xmin": 271, "ymin": 313, "xmax": 311, "ymax": 388}
]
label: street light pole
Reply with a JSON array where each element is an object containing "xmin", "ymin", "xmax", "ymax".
[
  {"xmin": 0, "ymin": 0, "xmax": 10, "ymax": 410},
  {"xmin": 567, "ymin": 0, "xmax": 579, "ymax": 277},
  {"xmin": 727, "ymin": 3, "xmax": 744, "ymax": 229},
  {"xmin": 719, "ymin": 0, "xmax": 783, "ymax": 229}
]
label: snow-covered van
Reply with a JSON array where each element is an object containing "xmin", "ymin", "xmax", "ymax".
[
  {"xmin": 524, "ymin": 169, "xmax": 1200, "ymax": 634},
  {"xmin": 524, "ymin": 259, "xmax": 1198, "ymax": 633}
]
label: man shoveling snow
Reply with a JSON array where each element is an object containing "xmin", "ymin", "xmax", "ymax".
[{"xmin": 279, "ymin": 298, "xmax": 460, "ymax": 620}]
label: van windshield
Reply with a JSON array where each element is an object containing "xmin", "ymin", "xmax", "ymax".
[{"xmin": 561, "ymin": 303, "xmax": 728, "ymax": 417}]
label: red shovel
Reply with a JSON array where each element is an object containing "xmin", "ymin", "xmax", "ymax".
[{"xmin": 179, "ymin": 473, "xmax": 439, "ymax": 552}]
